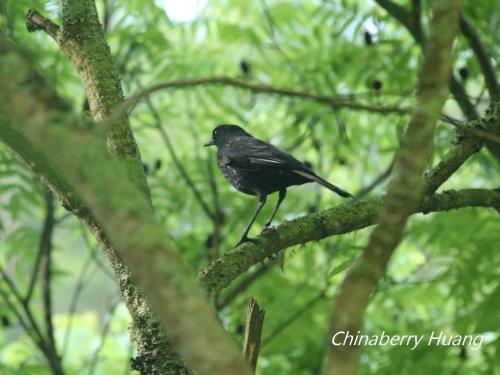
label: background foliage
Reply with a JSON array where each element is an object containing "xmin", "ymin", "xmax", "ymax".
[{"xmin": 0, "ymin": 0, "xmax": 499, "ymax": 374}]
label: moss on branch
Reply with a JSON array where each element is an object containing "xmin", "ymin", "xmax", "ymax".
[{"xmin": 198, "ymin": 188, "xmax": 499, "ymax": 294}]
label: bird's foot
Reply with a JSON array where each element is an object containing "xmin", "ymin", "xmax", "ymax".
[
  {"xmin": 236, "ymin": 236, "xmax": 260, "ymax": 247},
  {"xmin": 260, "ymin": 225, "xmax": 276, "ymax": 235}
]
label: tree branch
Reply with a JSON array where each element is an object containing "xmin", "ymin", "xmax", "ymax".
[
  {"xmin": 198, "ymin": 188, "xmax": 498, "ymax": 294},
  {"xmin": 323, "ymin": 3, "xmax": 459, "ymax": 373},
  {"xmin": 25, "ymin": 4, "xmax": 190, "ymax": 373},
  {"xmin": 25, "ymin": 192, "xmax": 55, "ymax": 304},
  {"xmin": 0, "ymin": 37, "xmax": 250, "ymax": 375},
  {"xmin": 376, "ymin": 0, "xmax": 479, "ymax": 121},
  {"xmin": 40, "ymin": 191, "xmax": 57, "ymax": 359},
  {"xmin": 102, "ymin": 76, "xmax": 411, "ymax": 129},
  {"xmin": 425, "ymin": 102, "xmax": 500, "ymax": 195},
  {"xmin": 441, "ymin": 114, "xmax": 500, "ymax": 145},
  {"xmin": 137, "ymin": 79, "xmax": 215, "ymax": 221},
  {"xmin": 263, "ymin": 289, "xmax": 326, "ymax": 347},
  {"xmin": 424, "ymin": 138, "xmax": 483, "ymax": 195},
  {"xmin": 216, "ymin": 260, "xmax": 276, "ymax": 310},
  {"xmin": 26, "ymin": 9, "xmax": 63, "ymax": 42},
  {"xmin": 198, "ymin": 103, "xmax": 499, "ymax": 295},
  {"xmin": 27, "ymin": 5, "xmax": 149, "ymax": 197},
  {"xmin": 0, "ymin": 266, "xmax": 65, "ymax": 375}
]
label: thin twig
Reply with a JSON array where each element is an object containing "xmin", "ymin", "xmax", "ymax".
[
  {"xmin": 102, "ymin": 0, "xmax": 116, "ymax": 34},
  {"xmin": 375, "ymin": 0, "xmax": 479, "ymax": 121},
  {"xmin": 136, "ymin": 78, "xmax": 216, "ymax": 221},
  {"xmin": 354, "ymin": 158, "xmax": 395, "ymax": 200},
  {"xmin": 26, "ymin": 9, "xmax": 62, "ymax": 42},
  {"xmin": 259, "ymin": 0, "xmax": 310, "ymax": 89},
  {"xmin": 102, "ymin": 76, "xmax": 411, "ymax": 130},
  {"xmin": 206, "ymin": 157, "xmax": 223, "ymax": 260},
  {"xmin": 411, "ymin": 0, "xmax": 422, "ymax": 42},
  {"xmin": 88, "ymin": 298, "xmax": 120, "ymax": 375},
  {"xmin": 0, "ymin": 267, "xmax": 46, "ymax": 346},
  {"xmin": 40, "ymin": 191, "xmax": 57, "ymax": 355},
  {"xmin": 25, "ymin": 239, "xmax": 46, "ymax": 304},
  {"xmin": 61, "ymin": 242, "xmax": 100, "ymax": 356},
  {"xmin": 217, "ymin": 260, "xmax": 275, "ymax": 310},
  {"xmin": 25, "ymin": 191, "xmax": 57, "ymax": 305},
  {"xmin": 0, "ymin": 266, "xmax": 65, "ymax": 374},
  {"xmin": 0, "ymin": 285, "xmax": 37, "ymax": 344},
  {"xmin": 441, "ymin": 115, "xmax": 500, "ymax": 144},
  {"xmin": 263, "ymin": 290, "xmax": 326, "ymax": 346}
]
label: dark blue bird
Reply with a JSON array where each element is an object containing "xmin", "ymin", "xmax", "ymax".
[{"xmin": 205, "ymin": 124, "xmax": 351, "ymax": 246}]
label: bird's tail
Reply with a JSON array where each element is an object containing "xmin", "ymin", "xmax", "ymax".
[{"xmin": 293, "ymin": 170, "xmax": 352, "ymax": 198}]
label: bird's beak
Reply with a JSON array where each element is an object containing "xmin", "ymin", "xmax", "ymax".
[{"xmin": 204, "ymin": 138, "xmax": 215, "ymax": 147}]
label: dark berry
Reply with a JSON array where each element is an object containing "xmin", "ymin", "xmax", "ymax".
[
  {"xmin": 240, "ymin": 60, "xmax": 251, "ymax": 75},
  {"xmin": 364, "ymin": 31, "xmax": 373, "ymax": 45},
  {"xmin": 458, "ymin": 67, "xmax": 469, "ymax": 81},
  {"xmin": 372, "ymin": 80, "xmax": 382, "ymax": 91}
]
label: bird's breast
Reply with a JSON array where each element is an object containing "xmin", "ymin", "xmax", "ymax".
[{"xmin": 218, "ymin": 163, "xmax": 256, "ymax": 195}]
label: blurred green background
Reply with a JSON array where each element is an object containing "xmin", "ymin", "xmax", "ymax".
[{"xmin": 0, "ymin": 0, "xmax": 499, "ymax": 374}]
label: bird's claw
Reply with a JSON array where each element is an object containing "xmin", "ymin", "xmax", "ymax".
[
  {"xmin": 236, "ymin": 236, "xmax": 260, "ymax": 247},
  {"xmin": 260, "ymin": 225, "xmax": 276, "ymax": 235}
]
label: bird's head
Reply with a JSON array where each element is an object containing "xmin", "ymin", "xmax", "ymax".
[{"xmin": 204, "ymin": 124, "xmax": 249, "ymax": 148}]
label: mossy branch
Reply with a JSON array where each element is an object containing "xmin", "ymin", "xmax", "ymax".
[
  {"xmin": 25, "ymin": 4, "xmax": 184, "ymax": 373},
  {"xmin": 199, "ymin": 103, "xmax": 500, "ymax": 296},
  {"xmin": 198, "ymin": 188, "xmax": 499, "ymax": 294},
  {"xmin": 0, "ymin": 36, "xmax": 250, "ymax": 375},
  {"xmin": 323, "ymin": 2, "xmax": 459, "ymax": 373}
]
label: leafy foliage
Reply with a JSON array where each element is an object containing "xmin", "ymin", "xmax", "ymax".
[{"xmin": 0, "ymin": 0, "xmax": 499, "ymax": 374}]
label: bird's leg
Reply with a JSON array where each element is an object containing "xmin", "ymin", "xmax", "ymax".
[
  {"xmin": 264, "ymin": 189, "xmax": 286, "ymax": 228},
  {"xmin": 237, "ymin": 193, "xmax": 267, "ymax": 246}
]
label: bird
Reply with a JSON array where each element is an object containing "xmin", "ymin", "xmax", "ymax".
[{"xmin": 204, "ymin": 124, "xmax": 352, "ymax": 246}]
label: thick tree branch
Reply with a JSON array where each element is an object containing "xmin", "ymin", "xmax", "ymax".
[
  {"xmin": 425, "ymin": 102, "xmax": 500, "ymax": 195},
  {"xmin": 0, "ymin": 37, "xmax": 250, "ymax": 375},
  {"xmin": 198, "ymin": 188, "xmax": 498, "ymax": 294},
  {"xmin": 0, "ymin": 112, "xmax": 186, "ymax": 374},
  {"xmin": 423, "ymin": 135, "xmax": 482, "ymax": 195},
  {"xmin": 25, "ymin": 4, "xmax": 190, "ymax": 373},
  {"xmin": 27, "ymin": 5, "xmax": 149, "ymax": 197},
  {"xmin": 323, "ymin": 3, "xmax": 459, "ymax": 374},
  {"xmin": 198, "ymin": 105, "xmax": 500, "ymax": 295}
]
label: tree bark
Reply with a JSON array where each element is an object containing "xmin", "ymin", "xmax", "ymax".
[
  {"xmin": 26, "ymin": 2, "xmax": 189, "ymax": 372},
  {"xmin": 323, "ymin": 1, "xmax": 460, "ymax": 373},
  {"xmin": 0, "ymin": 37, "xmax": 250, "ymax": 375}
]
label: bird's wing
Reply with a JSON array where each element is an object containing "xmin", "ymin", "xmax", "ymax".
[{"xmin": 220, "ymin": 137, "xmax": 307, "ymax": 171}]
